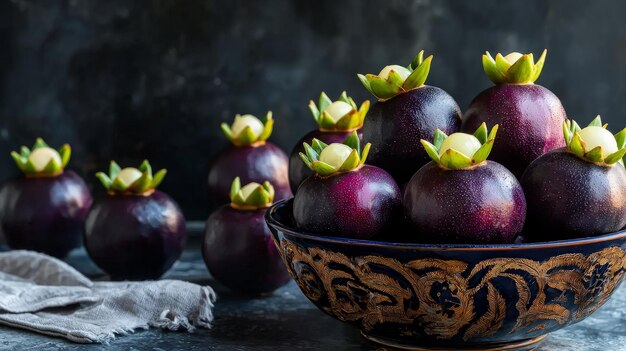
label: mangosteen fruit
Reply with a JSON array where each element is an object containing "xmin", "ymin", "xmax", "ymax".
[
  {"xmin": 521, "ymin": 116, "xmax": 626, "ymax": 240},
  {"xmin": 0, "ymin": 138, "xmax": 92, "ymax": 257},
  {"xmin": 293, "ymin": 131, "xmax": 402, "ymax": 240},
  {"xmin": 203, "ymin": 177, "xmax": 291, "ymax": 294},
  {"xmin": 463, "ymin": 50, "xmax": 567, "ymax": 177},
  {"xmin": 85, "ymin": 160, "xmax": 186, "ymax": 280},
  {"xmin": 208, "ymin": 111, "xmax": 291, "ymax": 209},
  {"xmin": 404, "ymin": 124, "xmax": 527, "ymax": 244},
  {"xmin": 289, "ymin": 91, "xmax": 369, "ymax": 194},
  {"xmin": 357, "ymin": 50, "xmax": 462, "ymax": 186}
]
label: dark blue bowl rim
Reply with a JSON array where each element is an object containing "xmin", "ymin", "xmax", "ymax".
[{"xmin": 266, "ymin": 199, "xmax": 626, "ymax": 251}]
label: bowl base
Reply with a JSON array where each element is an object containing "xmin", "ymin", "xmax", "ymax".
[{"xmin": 361, "ymin": 332, "xmax": 546, "ymax": 351}]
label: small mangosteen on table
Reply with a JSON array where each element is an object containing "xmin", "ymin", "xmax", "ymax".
[
  {"xmin": 463, "ymin": 50, "xmax": 567, "ymax": 177},
  {"xmin": 357, "ymin": 51, "xmax": 462, "ymax": 186},
  {"xmin": 521, "ymin": 116, "xmax": 626, "ymax": 240},
  {"xmin": 203, "ymin": 177, "xmax": 291, "ymax": 295},
  {"xmin": 85, "ymin": 160, "xmax": 186, "ymax": 280},
  {"xmin": 208, "ymin": 112, "xmax": 291, "ymax": 209},
  {"xmin": 0, "ymin": 138, "xmax": 92, "ymax": 257},
  {"xmin": 404, "ymin": 124, "xmax": 527, "ymax": 244},
  {"xmin": 288, "ymin": 91, "xmax": 369, "ymax": 194},
  {"xmin": 293, "ymin": 132, "xmax": 402, "ymax": 240}
]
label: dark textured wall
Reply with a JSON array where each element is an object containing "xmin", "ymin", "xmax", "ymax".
[{"xmin": 0, "ymin": 0, "xmax": 624, "ymax": 219}]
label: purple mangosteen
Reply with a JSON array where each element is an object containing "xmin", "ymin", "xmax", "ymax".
[
  {"xmin": 288, "ymin": 91, "xmax": 369, "ymax": 194},
  {"xmin": 0, "ymin": 138, "xmax": 92, "ymax": 257},
  {"xmin": 404, "ymin": 124, "xmax": 527, "ymax": 244},
  {"xmin": 208, "ymin": 112, "xmax": 291, "ymax": 209},
  {"xmin": 357, "ymin": 51, "xmax": 462, "ymax": 186},
  {"xmin": 203, "ymin": 177, "xmax": 291, "ymax": 294},
  {"xmin": 463, "ymin": 50, "xmax": 567, "ymax": 177},
  {"xmin": 85, "ymin": 160, "xmax": 186, "ymax": 280},
  {"xmin": 293, "ymin": 132, "xmax": 402, "ymax": 240},
  {"xmin": 521, "ymin": 116, "xmax": 626, "ymax": 240}
]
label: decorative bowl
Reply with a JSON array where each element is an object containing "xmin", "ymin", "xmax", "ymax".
[{"xmin": 266, "ymin": 199, "xmax": 626, "ymax": 351}]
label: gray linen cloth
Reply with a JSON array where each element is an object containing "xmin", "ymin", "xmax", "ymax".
[{"xmin": 0, "ymin": 250, "xmax": 216, "ymax": 343}]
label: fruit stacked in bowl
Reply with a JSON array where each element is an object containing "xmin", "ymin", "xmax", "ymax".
[{"xmin": 267, "ymin": 50, "xmax": 626, "ymax": 350}]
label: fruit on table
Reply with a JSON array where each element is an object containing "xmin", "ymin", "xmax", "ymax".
[
  {"xmin": 85, "ymin": 160, "xmax": 186, "ymax": 280},
  {"xmin": 293, "ymin": 132, "xmax": 402, "ymax": 240},
  {"xmin": 0, "ymin": 138, "xmax": 92, "ymax": 257},
  {"xmin": 404, "ymin": 124, "xmax": 527, "ymax": 244},
  {"xmin": 521, "ymin": 116, "xmax": 626, "ymax": 239},
  {"xmin": 203, "ymin": 177, "xmax": 291, "ymax": 294},
  {"xmin": 463, "ymin": 50, "xmax": 566, "ymax": 177},
  {"xmin": 358, "ymin": 50, "xmax": 462, "ymax": 186},
  {"xmin": 288, "ymin": 91, "xmax": 369, "ymax": 194},
  {"xmin": 208, "ymin": 112, "xmax": 291, "ymax": 209}
]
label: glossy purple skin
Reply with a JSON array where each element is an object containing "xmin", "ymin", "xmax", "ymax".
[
  {"xmin": 404, "ymin": 161, "xmax": 527, "ymax": 244},
  {"xmin": 0, "ymin": 171, "xmax": 92, "ymax": 258},
  {"xmin": 288, "ymin": 129, "xmax": 362, "ymax": 194},
  {"xmin": 85, "ymin": 190, "xmax": 187, "ymax": 280},
  {"xmin": 521, "ymin": 148, "xmax": 626, "ymax": 240},
  {"xmin": 203, "ymin": 205, "xmax": 291, "ymax": 294},
  {"xmin": 293, "ymin": 165, "xmax": 402, "ymax": 240},
  {"xmin": 208, "ymin": 142, "xmax": 291, "ymax": 209},
  {"xmin": 463, "ymin": 84, "xmax": 567, "ymax": 178},
  {"xmin": 362, "ymin": 86, "xmax": 462, "ymax": 185}
]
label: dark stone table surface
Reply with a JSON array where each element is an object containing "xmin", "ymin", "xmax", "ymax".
[{"xmin": 0, "ymin": 223, "xmax": 625, "ymax": 351}]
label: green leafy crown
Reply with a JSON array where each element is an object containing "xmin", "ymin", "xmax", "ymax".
[
  {"xmin": 309, "ymin": 91, "xmax": 369, "ymax": 131},
  {"xmin": 482, "ymin": 49, "xmax": 547, "ymax": 84},
  {"xmin": 96, "ymin": 160, "xmax": 167, "ymax": 195},
  {"xmin": 357, "ymin": 50, "xmax": 433, "ymax": 101},
  {"xmin": 563, "ymin": 116, "xmax": 626, "ymax": 165},
  {"xmin": 299, "ymin": 131, "xmax": 371, "ymax": 177},
  {"xmin": 220, "ymin": 111, "xmax": 274, "ymax": 146},
  {"xmin": 11, "ymin": 138, "xmax": 71, "ymax": 177},
  {"xmin": 229, "ymin": 177, "xmax": 275, "ymax": 209},
  {"xmin": 421, "ymin": 123, "xmax": 499, "ymax": 170}
]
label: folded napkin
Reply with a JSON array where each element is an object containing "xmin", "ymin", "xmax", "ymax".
[{"xmin": 0, "ymin": 250, "xmax": 216, "ymax": 343}]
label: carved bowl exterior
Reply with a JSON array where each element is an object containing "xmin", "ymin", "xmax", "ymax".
[{"xmin": 266, "ymin": 199, "xmax": 626, "ymax": 350}]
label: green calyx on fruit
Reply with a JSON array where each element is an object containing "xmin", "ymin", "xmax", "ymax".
[
  {"xmin": 421, "ymin": 123, "xmax": 499, "ymax": 170},
  {"xmin": 11, "ymin": 138, "xmax": 71, "ymax": 177},
  {"xmin": 357, "ymin": 50, "xmax": 433, "ymax": 101},
  {"xmin": 229, "ymin": 177, "xmax": 275, "ymax": 210},
  {"xmin": 482, "ymin": 49, "xmax": 547, "ymax": 84},
  {"xmin": 299, "ymin": 131, "xmax": 371, "ymax": 177},
  {"xmin": 96, "ymin": 160, "xmax": 167, "ymax": 195},
  {"xmin": 308, "ymin": 91, "xmax": 370, "ymax": 132},
  {"xmin": 563, "ymin": 116, "xmax": 626, "ymax": 166},
  {"xmin": 220, "ymin": 112, "xmax": 274, "ymax": 147}
]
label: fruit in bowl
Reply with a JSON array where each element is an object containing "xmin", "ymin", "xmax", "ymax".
[
  {"xmin": 266, "ymin": 199, "xmax": 626, "ymax": 350},
  {"xmin": 0, "ymin": 138, "xmax": 92, "ymax": 257},
  {"xmin": 357, "ymin": 50, "xmax": 462, "ymax": 186},
  {"xmin": 85, "ymin": 160, "xmax": 186, "ymax": 280},
  {"xmin": 404, "ymin": 123, "xmax": 527, "ymax": 244},
  {"xmin": 208, "ymin": 112, "xmax": 291, "ymax": 209},
  {"xmin": 463, "ymin": 50, "xmax": 567, "ymax": 177},
  {"xmin": 293, "ymin": 132, "xmax": 402, "ymax": 240},
  {"xmin": 522, "ymin": 116, "xmax": 626, "ymax": 240},
  {"xmin": 203, "ymin": 177, "xmax": 291, "ymax": 295},
  {"xmin": 288, "ymin": 91, "xmax": 369, "ymax": 194}
]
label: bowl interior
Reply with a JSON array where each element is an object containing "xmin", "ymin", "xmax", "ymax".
[{"xmin": 266, "ymin": 199, "xmax": 626, "ymax": 251}]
